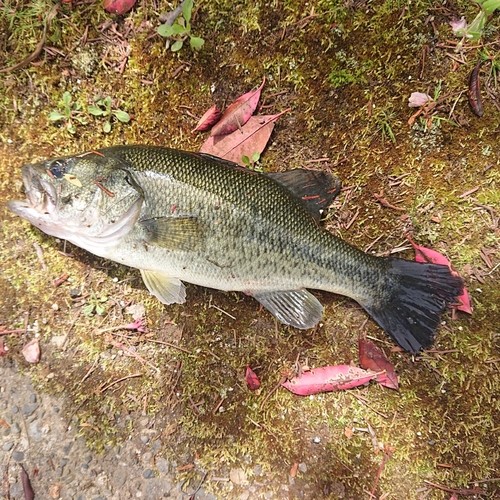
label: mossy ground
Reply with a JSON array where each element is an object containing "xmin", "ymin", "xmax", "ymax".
[{"xmin": 0, "ymin": 0, "xmax": 499, "ymax": 498}]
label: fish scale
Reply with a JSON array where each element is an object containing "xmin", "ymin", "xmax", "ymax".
[{"xmin": 7, "ymin": 145, "xmax": 464, "ymax": 353}]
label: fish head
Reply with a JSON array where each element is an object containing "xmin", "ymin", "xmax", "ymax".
[{"xmin": 7, "ymin": 152, "xmax": 143, "ymax": 247}]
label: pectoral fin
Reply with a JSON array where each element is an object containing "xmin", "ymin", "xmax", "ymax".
[
  {"xmin": 140, "ymin": 269, "xmax": 186, "ymax": 305},
  {"xmin": 139, "ymin": 216, "xmax": 203, "ymax": 250},
  {"xmin": 252, "ymin": 289, "xmax": 323, "ymax": 329}
]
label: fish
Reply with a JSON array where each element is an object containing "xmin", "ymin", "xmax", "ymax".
[{"xmin": 6, "ymin": 145, "xmax": 464, "ymax": 353}]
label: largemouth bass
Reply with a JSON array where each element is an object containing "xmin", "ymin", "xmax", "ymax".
[{"xmin": 7, "ymin": 145, "xmax": 463, "ymax": 353}]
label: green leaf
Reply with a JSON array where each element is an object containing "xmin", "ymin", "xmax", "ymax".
[
  {"xmin": 62, "ymin": 92, "xmax": 72, "ymax": 107},
  {"xmin": 48, "ymin": 111, "xmax": 65, "ymax": 121},
  {"xmin": 241, "ymin": 155, "xmax": 250, "ymax": 166},
  {"xmin": 158, "ymin": 24, "xmax": 174, "ymax": 37},
  {"xmin": 182, "ymin": 0, "xmax": 193, "ymax": 23},
  {"xmin": 177, "ymin": 16, "xmax": 185, "ymax": 28},
  {"xmin": 103, "ymin": 121, "xmax": 112, "ymax": 133},
  {"xmin": 113, "ymin": 110, "xmax": 131, "ymax": 123},
  {"xmin": 67, "ymin": 123, "xmax": 76, "ymax": 134},
  {"xmin": 252, "ymin": 152, "xmax": 261, "ymax": 163},
  {"xmin": 88, "ymin": 105, "xmax": 104, "ymax": 116},
  {"xmin": 171, "ymin": 40, "xmax": 184, "ymax": 52},
  {"xmin": 190, "ymin": 36, "xmax": 204, "ymax": 49},
  {"xmin": 171, "ymin": 23, "xmax": 187, "ymax": 35}
]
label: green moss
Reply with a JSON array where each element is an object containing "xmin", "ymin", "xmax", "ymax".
[{"xmin": 1, "ymin": 0, "xmax": 499, "ymax": 497}]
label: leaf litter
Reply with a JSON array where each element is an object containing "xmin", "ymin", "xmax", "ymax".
[{"xmin": 196, "ymin": 78, "xmax": 289, "ymax": 165}]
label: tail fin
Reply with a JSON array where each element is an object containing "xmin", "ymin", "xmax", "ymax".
[{"xmin": 361, "ymin": 258, "xmax": 464, "ymax": 353}]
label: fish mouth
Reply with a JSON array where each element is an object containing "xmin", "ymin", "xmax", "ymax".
[{"xmin": 7, "ymin": 165, "xmax": 58, "ymax": 221}]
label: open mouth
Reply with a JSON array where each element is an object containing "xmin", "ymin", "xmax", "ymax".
[{"xmin": 22, "ymin": 165, "xmax": 58, "ymax": 215}]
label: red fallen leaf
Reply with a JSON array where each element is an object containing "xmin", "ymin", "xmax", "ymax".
[
  {"xmin": 281, "ymin": 365, "xmax": 378, "ymax": 396},
  {"xmin": 358, "ymin": 338, "xmax": 398, "ymax": 390},
  {"xmin": 20, "ymin": 464, "xmax": 35, "ymax": 500},
  {"xmin": 245, "ymin": 365, "xmax": 261, "ymax": 390},
  {"xmin": 192, "ymin": 105, "xmax": 222, "ymax": 133},
  {"xmin": 22, "ymin": 339, "xmax": 40, "ymax": 363},
  {"xmin": 211, "ymin": 78, "xmax": 265, "ymax": 136},
  {"xmin": 200, "ymin": 110, "xmax": 289, "ymax": 165},
  {"xmin": 407, "ymin": 237, "xmax": 472, "ymax": 314},
  {"xmin": 104, "ymin": 0, "xmax": 136, "ymax": 15}
]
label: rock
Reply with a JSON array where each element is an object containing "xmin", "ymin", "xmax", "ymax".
[
  {"xmin": 230, "ymin": 468, "xmax": 248, "ymax": 485},
  {"xmin": 143, "ymin": 468, "xmax": 155, "ymax": 479},
  {"xmin": 22, "ymin": 402, "xmax": 39, "ymax": 416},
  {"xmin": 12, "ymin": 450, "xmax": 24, "ymax": 461},
  {"xmin": 3, "ymin": 442, "xmax": 14, "ymax": 451},
  {"xmin": 298, "ymin": 462, "xmax": 307, "ymax": 473},
  {"xmin": 155, "ymin": 457, "xmax": 169, "ymax": 474}
]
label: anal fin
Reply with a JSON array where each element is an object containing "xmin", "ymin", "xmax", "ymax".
[
  {"xmin": 140, "ymin": 269, "xmax": 186, "ymax": 305},
  {"xmin": 252, "ymin": 289, "xmax": 323, "ymax": 329}
]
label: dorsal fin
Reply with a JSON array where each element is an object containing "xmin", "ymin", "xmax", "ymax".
[{"xmin": 267, "ymin": 169, "xmax": 341, "ymax": 222}]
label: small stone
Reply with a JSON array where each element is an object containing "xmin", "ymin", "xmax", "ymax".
[
  {"xmin": 11, "ymin": 423, "xmax": 21, "ymax": 435},
  {"xmin": 140, "ymin": 435, "xmax": 149, "ymax": 444},
  {"xmin": 312, "ymin": 436, "xmax": 321, "ymax": 444},
  {"xmin": 12, "ymin": 451, "xmax": 24, "ymax": 462},
  {"xmin": 298, "ymin": 463, "xmax": 307, "ymax": 473},
  {"xmin": 155, "ymin": 457, "xmax": 169, "ymax": 474},
  {"xmin": 3, "ymin": 442, "xmax": 14, "ymax": 452},
  {"xmin": 11, "ymin": 406, "xmax": 19, "ymax": 415},
  {"xmin": 63, "ymin": 442, "xmax": 73, "ymax": 454},
  {"xmin": 22, "ymin": 403, "xmax": 39, "ymax": 416},
  {"xmin": 253, "ymin": 464, "xmax": 262, "ymax": 476},
  {"xmin": 230, "ymin": 468, "xmax": 247, "ymax": 485},
  {"xmin": 29, "ymin": 394, "xmax": 37, "ymax": 403},
  {"xmin": 143, "ymin": 468, "xmax": 155, "ymax": 479}
]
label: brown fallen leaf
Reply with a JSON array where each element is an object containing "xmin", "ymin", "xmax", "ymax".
[
  {"xmin": 200, "ymin": 110, "xmax": 289, "ymax": 165},
  {"xmin": 20, "ymin": 464, "xmax": 35, "ymax": 500},
  {"xmin": 49, "ymin": 482, "xmax": 61, "ymax": 499}
]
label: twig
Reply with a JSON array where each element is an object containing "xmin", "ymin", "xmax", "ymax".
[
  {"xmin": 99, "ymin": 372, "xmax": 143, "ymax": 393},
  {"xmin": 146, "ymin": 338, "xmax": 191, "ymax": 354},
  {"xmin": 260, "ymin": 376, "xmax": 286, "ymax": 410},
  {"xmin": 423, "ymin": 480, "xmax": 485, "ymax": 496},
  {"xmin": 0, "ymin": 4, "xmax": 58, "ymax": 73}
]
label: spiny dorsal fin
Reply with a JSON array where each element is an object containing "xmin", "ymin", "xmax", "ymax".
[
  {"xmin": 267, "ymin": 169, "xmax": 341, "ymax": 222},
  {"xmin": 139, "ymin": 216, "xmax": 204, "ymax": 250}
]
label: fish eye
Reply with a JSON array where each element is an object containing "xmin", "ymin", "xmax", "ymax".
[{"xmin": 47, "ymin": 160, "xmax": 66, "ymax": 179}]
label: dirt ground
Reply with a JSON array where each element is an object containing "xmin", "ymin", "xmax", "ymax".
[{"xmin": 1, "ymin": 0, "xmax": 499, "ymax": 499}]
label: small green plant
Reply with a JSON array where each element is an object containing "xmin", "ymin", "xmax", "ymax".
[
  {"xmin": 48, "ymin": 91, "xmax": 87, "ymax": 134},
  {"xmin": 452, "ymin": 0, "xmax": 500, "ymax": 40},
  {"xmin": 88, "ymin": 96, "xmax": 130, "ymax": 133},
  {"xmin": 83, "ymin": 292, "xmax": 108, "ymax": 316},
  {"xmin": 241, "ymin": 152, "xmax": 262, "ymax": 171},
  {"xmin": 158, "ymin": 0, "xmax": 204, "ymax": 52},
  {"xmin": 375, "ymin": 109, "xmax": 397, "ymax": 144}
]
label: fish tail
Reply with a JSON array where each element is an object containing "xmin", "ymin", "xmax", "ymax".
[{"xmin": 360, "ymin": 258, "xmax": 464, "ymax": 353}]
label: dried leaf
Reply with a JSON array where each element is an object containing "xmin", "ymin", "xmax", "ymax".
[
  {"xmin": 192, "ymin": 105, "xmax": 222, "ymax": 133},
  {"xmin": 210, "ymin": 78, "xmax": 265, "ymax": 136},
  {"xmin": 49, "ymin": 482, "xmax": 61, "ymax": 499},
  {"xmin": 408, "ymin": 238, "xmax": 472, "ymax": 314},
  {"xmin": 281, "ymin": 365, "xmax": 378, "ymax": 396},
  {"xmin": 104, "ymin": 0, "xmax": 136, "ymax": 14},
  {"xmin": 22, "ymin": 339, "xmax": 40, "ymax": 363},
  {"xmin": 245, "ymin": 365, "xmax": 261, "ymax": 390},
  {"xmin": 468, "ymin": 61, "xmax": 483, "ymax": 117},
  {"xmin": 358, "ymin": 338, "xmax": 399, "ymax": 390},
  {"xmin": 289, "ymin": 462, "xmax": 298, "ymax": 477},
  {"xmin": 20, "ymin": 464, "xmax": 35, "ymax": 500},
  {"xmin": 200, "ymin": 111, "xmax": 288, "ymax": 165},
  {"xmin": 0, "ymin": 338, "xmax": 7, "ymax": 356}
]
